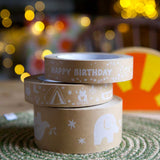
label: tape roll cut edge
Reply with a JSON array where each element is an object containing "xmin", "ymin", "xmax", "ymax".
[
  {"xmin": 34, "ymin": 96, "xmax": 122, "ymax": 154},
  {"xmin": 44, "ymin": 53, "xmax": 133, "ymax": 84},
  {"xmin": 24, "ymin": 74, "xmax": 113, "ymax": 107}
]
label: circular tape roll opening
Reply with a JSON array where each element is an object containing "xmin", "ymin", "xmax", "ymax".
[{"xmin": 55, "ymin": 53, "xmax": 120, "ymax": 60}]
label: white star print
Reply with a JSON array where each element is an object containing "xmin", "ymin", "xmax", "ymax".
[
  {"xmin": 78, "ymin": 138, "xmax": 86, "ymax": 144},
  {"xmin": 68, "ymin": 120, "xmax": 76, "ymax": 129}
]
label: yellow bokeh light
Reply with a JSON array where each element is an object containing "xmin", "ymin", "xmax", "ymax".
[
  {"xmin": 135, "ymin": 2, "xmax": 144, "ymax": 13},
  {"xmin": 105, "ymin": 30, "xmax": 115, "ymax": 40},
  {"xmin": 41, "ymin": 49, "xmax": 52, "ymax": 60},
  {"xmin": 80, "ymin": 16, "xmax": 91, "ymax": 27},
  {"xmin": 120, "ymin": 0, "xmax": 131, "ymax": 8},
  {"xmin": 25, "ymin": 10, "xmax": 35, "ymax": 21},
  {"xmin": 144, "ymin": 4, "xmax": 156, "ymax": 16},
  {"xmin": 34, "ymin": 21, "xmax": 45, "ymax": 32},
  {"xmin": 118, "ymin": 0, "xmax": 158, "ymax": 19},
  {"xmin": 2, "ymin": 18, "xmax": 12, "ymax": 28},
  {"xmin": 25, "ymin": 5, "xmax": 34, "ymax": 11},
  {"xmin": 3, "ymin": 58, "xmax": 13, "ymax": 68},
  {"xmin": 35, "ymin": 1, "xmax": 45, "ymax": 12},
  {"xmin": 0, "ymin": 41, "xmax": 4, "ymax": 52},
  {"xmin": 31, "ymin": 21, "xmax": 45, "ymax": 35},
  {"xmin": 0, "ymin": 9, "xmax": 10, "ymax": 19},
  {"xmin": 14, "ymin": 64, "xmax": 25, "ymax": 75},
  {"xmin": 5, "ymin": 44, "xmax": 15, "ymax": 54},
  {"xmin": 117, "ymin": 23, "xmax": 130, "ymax": 33},
  {"xmin": 121, "ymin": 9, "xmax": 137, "ymax": 19},
  {"xmin": 20, "ymin": 72, "xmax": 30, "ymax": 82}
]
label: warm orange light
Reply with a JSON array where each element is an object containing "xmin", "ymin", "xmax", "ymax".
[
  {"xmin": 0, "ymin": 41, "xmax": 4, "ymax": 52},
  {"xmin": 0, "ymin": 9, "xmax": 10, "ymax": 19},
  {"xmin": 117, "ymin": 23, "xmax": 130, "ymax": 33},
  {"xmin": 2, "ymin": 18, "xmax": 12, "ymax": 28},
  {"xmin": 54, "ymin": 21, "xmax": 65, "ymax": 31},
  {"xmin": 5, "ymin": 44, "xmax": 15, "ymax": 54}
]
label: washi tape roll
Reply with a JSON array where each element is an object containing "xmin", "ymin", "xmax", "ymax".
[
  {"xmin": 34, "ymin": 96, "xmax": 122, "ymax": 154},
  {"xmin": 45, "ymin": 53, "xmax": 133, "ymax": 84},
  {"xmin": 24, "ymin": 74, "xmax": 113, "ymax": 107}
]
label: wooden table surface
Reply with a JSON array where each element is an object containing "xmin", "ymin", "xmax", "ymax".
[
  {"xmin": 0, "ymin": 81, "xmax": 160, "ymax": 120},
  {"xmin": 0, "ymin": 80, "xmax": 32, "ymax": 116}
]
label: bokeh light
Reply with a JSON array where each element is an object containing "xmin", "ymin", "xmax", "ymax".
[
  {"xmin": 118, "ymin": 0, "xmax": 158, "ymax": 19},
  {"xmin": 0, "ymin": 9, "xmax": 10, "ymax": 19},
  {"xmin": 0, "ymin": 42, "xmax": 5, "ymax": 52},
  {"xmin": 5, "ymin": 44, "xmax": 15, "ymax": 54},
  {"xmin": 54, "ymin": 21, "xmax": 65, "ymax": 31},
  {"xmin": 14, "ymin": 64, "xmax": 25, "ymax": 75},
  {"xmin": 105, "ymin": 30, "xmax": 115, "ymax": 40},
  {"xmin": 20, "ymin": 72, "xmax": 30, "ymax": 82},
  {"xmin": 80, "ymin": 16, "xmax": 91, "ymax": 27},
  {"xmin": 117, "ymin": 23, "xmax": 130, "ymax": 33},
  {"xmin": 3, "ymin": 58, "xmax": 13, "ymax": 68},
  {"xmin": 24, "ymin": 10, "xmax": 35, "ymax": 21},
  {"xmin": 25, "ymin": 5, "xmax": 34, "ymax": 11},
  {"xmin": 41, "ymin": 49, "xmax": 52, "ymax": 60},
  {"xmin": 34, "ymin": 21, "xmax": 45, "ymax": 32},
  {"xmin": 31, "ymin": 21, "xmax": 45, "ymax": 35},
  {"xmin": 45, "ymin": 25, "xmax": 56, "ymax": 35},
  {"xmin": 35, "ymin": 1, "xmax": 45, "ymax": 12},
  {"xmin": 2, "ymin": 18, "xmax": 12, "ymax": 28}
]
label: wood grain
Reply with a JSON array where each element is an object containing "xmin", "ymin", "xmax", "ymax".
[{"xmin": 0, "ymin": 80, "xmax": 32, "ymax": 116}]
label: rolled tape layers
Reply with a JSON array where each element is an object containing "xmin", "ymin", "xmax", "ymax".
[
  {"xmin": 45, "ymin": 53, "xmax": 133, "ymax": 84},
  {"xmin": 34, "ymin": 96, "xmax": 122, "ymax": 154},
  {"xmin": 24, "ymin": 74, "xmax": 113, "ymax": 107}
]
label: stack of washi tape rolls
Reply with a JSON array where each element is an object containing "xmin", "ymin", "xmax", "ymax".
[{"xmin": 24, "ymin": 53, "xmax": 133, "ymax": 154}]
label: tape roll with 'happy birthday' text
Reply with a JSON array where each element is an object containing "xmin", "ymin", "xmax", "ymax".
[
  {"xmin": 34, "ymin": 96, "xmax": 122, "ymax": 154},
  {"xmin": 24, "ymin": 74, "xmax": 113, "ymax": 107},
  {"xmin": 45, "ymin": 53, "xmax": 133, "ymax": 84}
]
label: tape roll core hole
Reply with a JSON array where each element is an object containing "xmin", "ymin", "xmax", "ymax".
[{"xmin": 56, "ymin": 54, "xmax": 120, "ymax": 60}]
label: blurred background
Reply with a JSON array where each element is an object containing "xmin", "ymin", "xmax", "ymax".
[{"xmin": 0, "ymin": 0, "xmax": 160, "ymax": 81}]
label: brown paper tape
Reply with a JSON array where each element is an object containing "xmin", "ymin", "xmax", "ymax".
[
  {"xmin": 34, "ymin": 96, "xmax": 122, "ymax": 154},
  {"xmin": 45, "ymin": 53, "xmax": 133, "ymax": 84},
  {"xmin": 24, "ymin": 75, "xmax": 113, "ymax": 107}
]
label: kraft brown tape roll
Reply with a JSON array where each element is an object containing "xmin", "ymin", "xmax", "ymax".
[
  {"xmin": 45, "ymin": 53, "xmax": 133, "ymax": 84},
  {"xmin": 34, "ymin": 96, "xmax": 122, "ymax": 154},
  {"xmin": 24, "ymin": 74, "xmax": 113, "ymax": 107}
]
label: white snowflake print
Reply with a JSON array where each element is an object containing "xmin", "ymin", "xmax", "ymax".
[
  {"xmin": 68, "ymin": 120, "xmax": 76, "ymax": 129},
  {"xmin": 78, "ymin": 138, "xmax": 86, "ymax": 144},
  {"xmin": 68, "ymin": 90, "xmax": 72, "ymax": 95}
]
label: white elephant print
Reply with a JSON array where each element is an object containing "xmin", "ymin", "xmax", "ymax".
[
  {"xmin": 78, "ymin": 90, "xmax": 88, "ymax": 103},
  {"xmin": 94, "ymin": 114, "xmax": 119, "ymax": 145},
  {"xmin": 34, "ymin": 112, "xmax": 50, "ymax": 141}
]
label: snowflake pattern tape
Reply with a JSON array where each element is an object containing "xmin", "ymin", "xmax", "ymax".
[
  {"xmin": 34, "ymin": 96, "xmax": 122, "ymax": 154},
  {"xmin": 24, "ymin": 74, "xmax": 113, "ymax": 107},
  {"xmin": 45, "ymin": 53, "xmax": 133, "ymax": 84}
]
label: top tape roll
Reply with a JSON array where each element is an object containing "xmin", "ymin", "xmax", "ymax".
[{"xmin": 45, "ymin": 53, "xmax": 133, "ymax": 84}]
